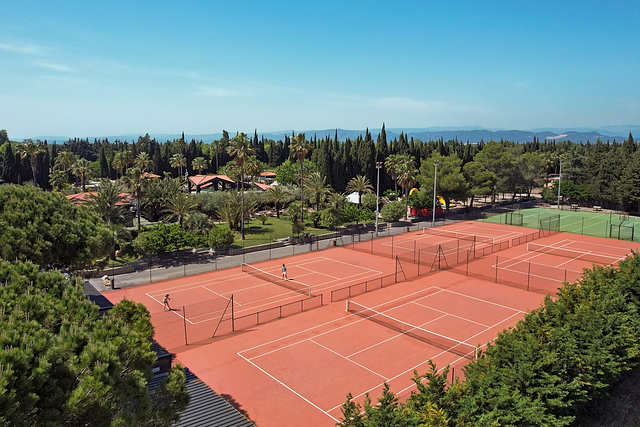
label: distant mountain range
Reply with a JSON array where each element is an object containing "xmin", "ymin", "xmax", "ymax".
[{"xmin": 30, "ymin": 125, "xmax": 639, "ymax": 145}]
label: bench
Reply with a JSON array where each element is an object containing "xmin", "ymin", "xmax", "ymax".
[
  {"xmin": 570, "ymin": 204, "xmax": 579, "ymax": 211},
  {"xmin": 593, "ymin": 205, "xmax": 602, "ymax": 211}
]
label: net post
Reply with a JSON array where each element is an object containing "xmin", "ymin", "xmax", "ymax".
[
  {"xmin": 495, "ymin": 256, "xmax": 498, "ymax": 283},
  {"xmin": 395, "ymin": 256, "xmax": 398, "ymax": 282},
  {"xmin": 527, "ymin": 262, "xmax": 531, "ymax": 291},
  {"xmin": 413, "ymin": 240, "xmax": 417, "ymax": 264},
  {"xmin": 231, "ymin": 294, "xmax": 235, "ymax": 332},
  {"xmin": 346, "ymin": 299, "xmax": 349, "ymax": 312},
  {"xmin": 391, "ymin": 235, "xmax": 394, "ymax": 258},
  {"xmin": 183, "ymin": 306, "xmax": 188, "ymax": 346},
  {"xmin": 457, "ymin": 239, "xmax": 460, "ymax": 264},
  {"xmin": 466, "ymin": 250, "xmax": 469, "ymax": 276}
]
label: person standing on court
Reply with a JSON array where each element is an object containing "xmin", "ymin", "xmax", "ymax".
[
  {"xmin": 282, "ymin": 264, "xmax": 288, "ymax": 280},
  {"xmin": 163, "ymin": 294, "xmax": 172, "ymax": 311}
]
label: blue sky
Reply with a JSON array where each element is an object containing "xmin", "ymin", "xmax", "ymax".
[{"xmin": 1, "ymin": 1, "xmax": 639, "ymax": 139}]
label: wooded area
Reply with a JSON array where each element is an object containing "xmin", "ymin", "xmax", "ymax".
[{"xmin": 1, "ymin": 127, "xmax": 638, "ymax": 212}]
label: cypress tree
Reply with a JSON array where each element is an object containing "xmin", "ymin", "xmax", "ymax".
[
  {"xmin": 99, "ymin": 144, "xmax": 109, "ymax": 178},
  {"xmin": 2, "ymin": 142, "xmax": 17, "ymax": 184}
]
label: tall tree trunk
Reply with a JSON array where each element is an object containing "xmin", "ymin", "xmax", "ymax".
[
  {"xmin": 240, "ymin": 165, "xmax": 245, "ymax": 240},
  {"xmin": 30, "ymin": 157, "xmax": 38, "ymax": 187},
  {"xmin": 300, "ymin": 159, "xmax": 304, "ymax": 222}
]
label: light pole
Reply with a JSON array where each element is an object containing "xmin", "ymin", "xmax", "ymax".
[
  {"xmin": 432, "ymin": 160, "xmax": 439, "ymax": 227},
  {"xmin": 557, "ymin": 156, "xmax": 562, "ymax": 210},
  {"xmin": 375, "ymin": 162, "xmax": 383, "ymax": 236}
]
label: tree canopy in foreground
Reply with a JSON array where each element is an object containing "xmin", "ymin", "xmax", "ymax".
[
  {"xmin": 0, "ymin": 185, "xmax": 111, "ymax": 271},
  {"xmin": 0, "ymin": 260, "xmax": 189, "ymax": 426}
]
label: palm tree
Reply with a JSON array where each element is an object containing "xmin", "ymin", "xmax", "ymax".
[
  {"xmin": 49, "ymin": 170, "xmax": 69, "ymax": 192},
  {"xmin": 134, "ymin": 152, "xmax": 153, "ymax": 172},
  {"xmin": 346, "ymin": 174, "xmax": 374, "ymax": 208},
  {"xmin": 266, "ymin": 185, "xmax": 290, "ymax": 218},
  {"xmin": 385, "ymin": 154, "xmax": 406, "ymax": 197},
  {"xmin": 54, "ymin": 150, "xmax": 77, "ymax": 173},
  {"xmin": 88, "ymin": 178, "xmax": 127, "ymax": 224},
  {"xmin": 327, "ymin": 192, "xmax": 346, "ymax": 209},
  {"xmin": 71, "ymin": 158, "xmax": 93, "ymax": 191},
  {"xmin": 244, "ymin": 155, "xmax": 264, "ymax": 182},
  {"xmin": 121, "ymin": 167, "xmax": 149, "ymax": 230},
  {"xmin": 170, "ymin": 153, "xmax": 187, "ymax": 178},
  {"xmin": 17, "ymin": 139, "xmax": 46, "ymax": 187},
  {"xmin": 164, "ymin": 192, "xmax": 199, "ymax": 227},
  {"xmin": 210, "ymin": 139, "xmax": 225, "ymax": 172},
  {"xmin": 397, "ymin": 159, "xmax": 418, "ymax": 220},
  {"xmin": 112, "ymin": 151, "xmax": 127, "ymax": 178},
  {"xmin": 192, "ymin": 157, "xmax": 208, "ymax": 174},
  {"xmin": 289, "ymin": 133, "xmax": 313, "ymax": 222},
  {"xmin": 307, "ymin": 172, "xmax": 330, "ymax": 211},
  {"xmin": 226, "ymin": 133, "xmax": 254, "ymax": 240}
]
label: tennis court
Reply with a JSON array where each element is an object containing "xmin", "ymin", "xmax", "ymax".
[
  {"xmin": 103, "ymin": 222, "xmax": 640, "ymax": 427},
  {"xmin": 106, "ymin": 249, "xmax": 397, "ymax": 351},
  {"xmin": 481, "ymin": 206, "xmax": 640, "ymax": 241}
]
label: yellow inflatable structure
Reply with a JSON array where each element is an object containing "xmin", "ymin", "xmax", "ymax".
[{"xmin": 409, "ymin": 188, "xmax": 449, "ymax": 207}]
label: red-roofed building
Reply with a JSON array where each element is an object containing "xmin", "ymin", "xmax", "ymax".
[
  {"xmin": 141, "ymin": 172, "xmax": 161, "ymax": 179},
  {"xmin": 187, "ymin": 174, "xmax": 243, "ymax": 192},
  {"xmin": 66, "ymin": 192, "xmax": 131, "ymax": 206},
  {"xmin": 253, "ymin": 182, "xmax": 274, "ymax": 191}
]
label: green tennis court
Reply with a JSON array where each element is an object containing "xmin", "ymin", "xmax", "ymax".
[{"xmin": 479, "ymin": 207, "xmax": 640, "ymax": 241}]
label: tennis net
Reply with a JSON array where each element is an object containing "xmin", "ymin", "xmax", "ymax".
[
  {"xmin": 526, "ymin": 243, "xmax": 623, "ymax": 265},
  {"xmin": 241, "ymin": 263, "xmax": 311, "ymax": 296},
  {"xmin": 346, "ymin": 300, "xmax": 477, "ymax": 360},
  {"xmin": 422, "ymin": 227, "xmax": 494, "ymax": 245}
]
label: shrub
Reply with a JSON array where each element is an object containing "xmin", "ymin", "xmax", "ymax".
[
  {"xmin": 380, "ymin": 201, "xmax": 405, "ymax": 223},
  {"xmin": 320, "ymin": 207, "xmax": 342, "ymax": 230}
]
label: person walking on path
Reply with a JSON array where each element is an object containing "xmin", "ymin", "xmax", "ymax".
[
  {"xmin": 282, "ymin": 264, "xmax": 288, "ymax": 280},
  {"xmin": 163, "ymin": 294, "xmax": 172, "ymax": 311}
]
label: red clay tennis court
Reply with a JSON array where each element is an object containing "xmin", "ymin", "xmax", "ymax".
[{"xmin": 103, "ymin": 222, "xmax": 640, "ymax": 427}]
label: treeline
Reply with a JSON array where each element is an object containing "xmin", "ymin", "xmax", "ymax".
[
  {"xmin": 338, "ymin": 253, "xmax": 640, "ymax": 426},
  {"xmin": 0, "ymin": 127, "xmax": 638, "ymax": 211}
]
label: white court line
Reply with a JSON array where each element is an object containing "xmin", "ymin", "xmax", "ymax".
[
  {"xmin": 310, "ymin": 338, "xmax": 389, "ymax": 381},
  {"xmin": 237, "ymin": 352, "xmax": 339, "ymax": 423},
  {"xmin": 330, "ymin": 310, "xmax": 524, "ymax": 410},
  {"xmin": 346, "ymin": 313, "xmax": 449, "ymax": 358},
  {"xmin": 412, "ymin": 301, "xmax": 490, "ymax": 328},
  {"xmin": 201, "ymin": 286, "xmax": 242, "ymax": 305}
]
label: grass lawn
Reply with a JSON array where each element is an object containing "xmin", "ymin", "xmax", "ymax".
[{"xmin": 231, "ymin": 215, "xmax": 335, "ymax": 248}]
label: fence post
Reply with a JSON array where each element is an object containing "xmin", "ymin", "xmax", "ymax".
[{"xmin": 371, "ymin": 231, "xmax": 375, "ymax": 255}]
